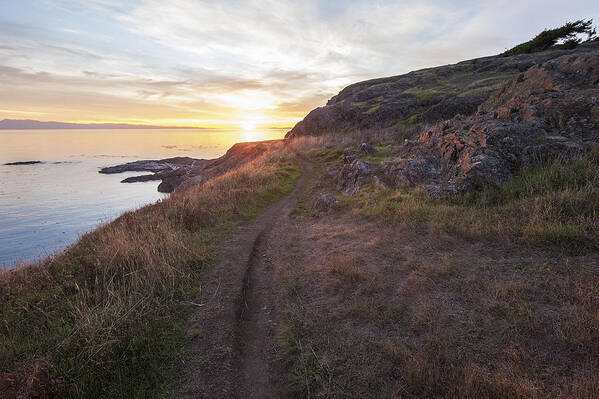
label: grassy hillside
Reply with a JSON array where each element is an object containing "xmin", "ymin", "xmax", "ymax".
[
  {"xmin": 0, "ymin": 142, "xmax": 300, "ymax": 398},
  {"xmin": 277, "ymin": 134, "xmax": 598, "ymax": 398}
]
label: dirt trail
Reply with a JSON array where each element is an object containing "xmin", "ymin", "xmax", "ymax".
[{"xmin": 177, "ymin": 153, "xmax": 314, "ymax": 398}]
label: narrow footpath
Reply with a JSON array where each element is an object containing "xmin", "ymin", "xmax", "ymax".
[{"xmin": 177, "ymin": 154, "xmax": 314, "ymax": 398}]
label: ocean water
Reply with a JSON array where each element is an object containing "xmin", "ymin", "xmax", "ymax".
[{"xmin": 0, "ymin": 128, "xmax": 285, "ymax": 267}]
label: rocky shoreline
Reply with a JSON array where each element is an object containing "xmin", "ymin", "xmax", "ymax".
[{"xmin": 99, "ymin": 140, "xmax": 277, "ymax": 192}]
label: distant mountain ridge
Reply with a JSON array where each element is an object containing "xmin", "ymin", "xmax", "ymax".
[{"xmin": 0, "ymin": 119, "xmax": 198, "ymax": 130}]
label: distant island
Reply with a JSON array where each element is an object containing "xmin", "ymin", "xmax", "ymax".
[{"xmin": 0, "ymin": 119, "xmax": 200, "ymax": 130}]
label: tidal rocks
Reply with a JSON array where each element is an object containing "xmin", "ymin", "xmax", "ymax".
[
  {"xmin": 100, "ymin": 157, "xmax": 204, "ymax": 193},
  {"xmin": 99, "ymin": 157, "xmax": 196, "ymax": 174},
  {"xmin": 4, "ymin": 161, "xmax": 42, "ymax": 165},
  {"xmin": 99, "ymin": 141, "xmax": 278, "ymax": 193}
]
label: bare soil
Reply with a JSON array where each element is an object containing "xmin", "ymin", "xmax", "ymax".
[{"xmin": 176, "ymin": 154, "xmax": 315, "ymax": 398}]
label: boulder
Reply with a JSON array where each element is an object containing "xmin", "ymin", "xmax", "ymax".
[
  {"xmin": 313, "ymin": 194, "xmax": 339, "ymax": 211},
  {"xmin": 360, "ymin": 143, "xmax": 377, "ymax": 155},
  {"xmin": 338, "ymin": 159, "xmax": 373, "ymax": 194}
]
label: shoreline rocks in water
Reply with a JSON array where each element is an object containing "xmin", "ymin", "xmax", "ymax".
[
  {"xmin": 4, "ymin": 161, "xmax": 43, "ymax": 166},
  {"xmin": 99, "ymin": 140, "xmax": 278, "ymax": 193}
]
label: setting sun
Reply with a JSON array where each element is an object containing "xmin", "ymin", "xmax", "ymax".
[{"xmin": 241, "ymin": 120, "xmax": 257, "ymax": 132}]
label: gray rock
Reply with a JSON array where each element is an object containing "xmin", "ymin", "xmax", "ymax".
[
  {"xmin": 421, "ymin": 95, "xmax": 484, "ymax": 123},
  {"xmin": 343, "ymin": 148, "xmax": 356, "ymax": 164},
  {"xmin": 360, "ymin": 143, "xmax": 377, "ymax": 155},
  {"xmin": 313, "ymin": 194, "xmax": 339, "ymax": 211},
  {"xmin": 338, "ymin": 159, "xmax": 373, "ymax": 194}
]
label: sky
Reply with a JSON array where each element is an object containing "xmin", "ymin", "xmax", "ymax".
[{"xmin": 1, "ymin": 1, "xmax": 598, "ymax": 129}]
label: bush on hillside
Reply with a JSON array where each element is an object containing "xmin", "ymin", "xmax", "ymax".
[{"xmin": 502, "ymin": 19, "xmax": 597, "ymax": 56}]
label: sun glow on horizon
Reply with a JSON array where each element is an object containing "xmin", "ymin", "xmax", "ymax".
[
  {"xmin": 3, "ymin": 0, "xmax": 596, "ymax": 133},
  {"xmin": 241, "ymin": 120, "xmax": 258, "ymax": 132}
]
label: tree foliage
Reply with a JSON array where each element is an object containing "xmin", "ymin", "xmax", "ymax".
[{"xmin": 502, "ymin": 19, "xmax": 597, "ymax": 57}]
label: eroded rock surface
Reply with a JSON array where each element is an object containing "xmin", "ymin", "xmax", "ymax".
[
  {"xmin": 384, "ymin": 48, "xmax": 599, "ymax": 195},
  {"xmin": 338, "ymin": 159, "xmax": 374, "ymax": 194}
]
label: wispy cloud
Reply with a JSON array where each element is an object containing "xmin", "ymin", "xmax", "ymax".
[{"xmin": 1, "ymin": 0, "xmax": 598, "ymax": 127}]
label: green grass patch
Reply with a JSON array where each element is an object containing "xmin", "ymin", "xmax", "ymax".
[
  {"xmin": 354, "ymin": 147, "xmax": 599, "ymax": 255},
  {"xmin": 364, "ymin": 103, "xmax": 381, "ymax": 115},
  {"xmin": 309, "ymin": 149, "xmax": 343, "ymax": 163},
  {"xmin": 393, "ymin": 112, "xmax": 422, "ymax": 127}
]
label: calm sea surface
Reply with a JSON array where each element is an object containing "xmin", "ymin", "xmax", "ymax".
[{"xmin": 0, "ymin": 128, "xmax": 285, "ymax": 267}]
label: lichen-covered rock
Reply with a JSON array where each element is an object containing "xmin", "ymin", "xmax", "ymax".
[
  {"xmin": 421, "ymin": 95, "xmax": 484, "ymax": 123},
  {"xmin": 379, "ymin": 49, "xmax": 597, "ymax": 195},
  {"xmin": 337, "ymin": 159, "xmax": 373, "ymax": 194},
  {"xmin": 381, "ymin": 157, "xmax": 440, "ymax": 187},
  {"xmin": 313, "ymin": 194, "xmax": 339, "ymax": 211}
]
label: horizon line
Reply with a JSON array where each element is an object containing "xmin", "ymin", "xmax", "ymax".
[{"xmin": 0, "ymin": 118, "xmax": 293, "ymax": 131}]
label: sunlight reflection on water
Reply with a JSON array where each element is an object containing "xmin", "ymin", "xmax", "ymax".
[{"xmin": 0, "ymin": 128, "xmax": 285, "ymax": 267}]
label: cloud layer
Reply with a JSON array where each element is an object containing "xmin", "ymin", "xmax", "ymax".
[{"xmin": 1, "ymin": 0, "xmax": 598, "ymax": 127}]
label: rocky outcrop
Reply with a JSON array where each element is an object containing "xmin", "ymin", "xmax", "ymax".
[
  {"xmin": 420, "ymin": 95, "xmax": 484, "ymax": 124},
  {"xmin": 100, "ymin": 141, "xmax": 277, "ymax": 193},
  {"xmin": 308, "ymin": 43, "xmax": 599, "ymax": 197},
  {"xmin": 99, "ymin": 157, "xmax": 206, "ymax": 193},
  {"xmin": 360, "ymin": 143, "xmax": 377, "ymax": 155},
  {"xmin": 381, "ymin": 46, "xmax": 599, "ymax": 196},
  {"xmin": 286, "ymin": 43, "xmax": 599, "ymax": 138}
]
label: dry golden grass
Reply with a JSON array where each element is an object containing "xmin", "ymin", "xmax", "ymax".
[
  {"xmin": 288, "ymin": 125, "xmax": 422, "ymax": 154},
  {"xmin": 276, "ymin": 132, "xmax": 598, "ymax": 398},
  {"xmin": 0, "ymin": 141, "xmax": 300, "ymax": 398},
  {"xmin": 326, "ymin": 256, "xmax": 368, "ymax": 282},
  {"xmin": 279, "ymin": 212, "xmax": 599, "ymax": 398}
]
